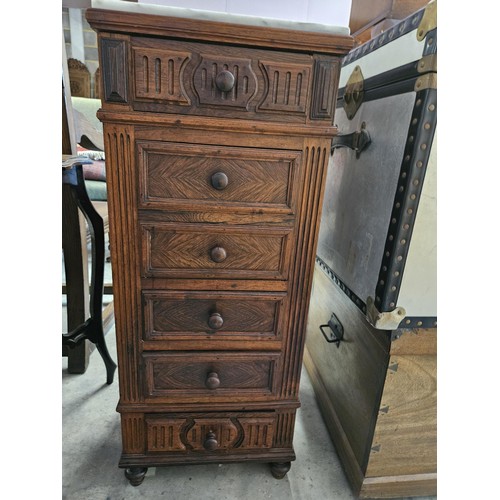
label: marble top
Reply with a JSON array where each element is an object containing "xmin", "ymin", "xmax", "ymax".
[{"xmin": 90, "ymin": 0, "xmax": 350, "ymax": 36}]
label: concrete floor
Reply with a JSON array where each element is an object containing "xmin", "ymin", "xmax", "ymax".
[{"xmin": 62, "ymin": 325, "xmax": 437, "ymax": 500}]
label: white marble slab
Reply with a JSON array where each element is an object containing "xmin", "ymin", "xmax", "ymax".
[{"xmin": 91, "ymin": 0, "xmax": 351, "ymax": 35}]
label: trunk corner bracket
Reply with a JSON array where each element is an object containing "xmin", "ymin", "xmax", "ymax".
[
  {"xmin": 417, "ymin": 0, "xmax": 437, "ymax": 41},
  {"xmin": 366, "ymin": 296, "xmax": 406, "ymax": 330}
]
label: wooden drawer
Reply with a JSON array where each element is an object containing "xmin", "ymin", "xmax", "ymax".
[
  {"xmin": 142, "ymin": 290, "xmax": 286, "ymax": 342},
  {"xmin": 138, "ymin": 141, "xmax": 301, "ymax": 214},
  {"xmin": 130, "ymin": 37, "xmax": 322, "ymax": 122},
  {"xmin": 145, "ymin": 412, "xmax": 276, "ymax": 454},
  {"xmin": 143, "ymin": 352, "xmax": 280, "ymax": 401},
  {"xmin": 141, "ymin": 223, "xmax": 292, "ymax": 280}
]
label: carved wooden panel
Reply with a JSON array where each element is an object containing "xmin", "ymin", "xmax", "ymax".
[
  {"xmin": 94, "ymin": 67, "xmax": 101, "ymax": 99},
  {"xmin": 121, "ymin": 413, "xmax": 146, "ymax": 454},
  {"xmin": 103, "ymin": 125, "xmax": 141, "ymax": 403},
  {"xmin": 146, "ymin": 418, "xmax": 187, "ymax": 452},
  {"xmin": 259, "ymin": 61, "xmax": 311, "ymax": 114},
  {"xmin": 141, "ymin": 224, "xmax": 291, "ymax": 280},
  {"xmin": 68, "ymin": 58, "xmax": 91, "ymax": 98},
  {"xmin": 144, "ymin": 414, "xmax": 276, "ymax": 453},
  {"xmin": 133, "ymin": 47, "xmax": 191, "ymax": 105},
  {"xmin": 193, "ymin": 54, "xmax": 258, "ymax": 108},
  {"xmin": 185, "ymin": 418, "xmax": 239, "ymax": 450},
  {"xmin": 310, "ymin": 57, "xmax": 340, "ymax": 120},
  {"xmin": 239, "ymin": 416, "xmax": 275, "ymax": 449},
  {"xmin": 143, "ymin": 290, "xmax": 284, "ymax": 339},
  {"xmin": 100, "ymin": 37, "xmax": 128, "ymax": 103},
  {"xmin": 144, "ymin": 352, "xmax": 278, "ymax": 398},
  {"xmin": 274, "ymin": 410, "xmax": 296, "ymax": 448},
  {"xmin": 279, "ymin": 143, "xmax": 331, "ymax": 399},
  {"xmin": 138, "ymin": 141, "xmax": 300, "ymax": 212}
]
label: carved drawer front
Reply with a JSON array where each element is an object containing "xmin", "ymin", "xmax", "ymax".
[
  {"xmin": 143, "ymin": 290, "xmax": 286, "ymax": 341},
  {"xmin": 133, "ymin": 46, "xmax": 192, "ymax": 105},
  {"xmin": 146, "ymin": 412, "xmax": 276, "ymax": 453},
  {"xmin": 192, "ymin": 53, "xmax": 257, "ymax": 109},
  {"xmin": 143, "ymin": 352, "xmax": 279, "ymax": 400},
  {"xmin": 130, "ymin": 38, "xmax": 320, "ymax": 121},
  {"xmin": 141, "ymin": 223, "xmax": 292, "ymax": 280},
  {"xmin": 138, "ymin": 141, "xmax": 301, "ymax": 213}
]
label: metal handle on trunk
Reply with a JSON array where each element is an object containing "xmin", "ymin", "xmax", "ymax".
[
  {"xmin": 331, "ymin": 122, "xmax": 371, "ymax": 159},
  {"xmin": 320, "ymin": 312, "xmax": 344, "ymax": 348}
]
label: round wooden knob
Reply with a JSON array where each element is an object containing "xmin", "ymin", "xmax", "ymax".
[
  {"xmin": 203, "ymin": 431, "xmax": 218, "ymax": 451},
  {"xmin": 211, "ymin": 172, "xmax": 228, "ymax": 190},
  {"xmin": 208, "ymin": 312, "xmax": 224, "ymax": 330},
  {"xmin": 215, "ymin": 70, "xmax": 235, "ymax": 92},
  {"xmin": 205, "ymin": 372, "xmax": 220, "ymax": 389},
  {"xmin": 210, "ymin": 246, "xmax": 227, "ymax": 263}
]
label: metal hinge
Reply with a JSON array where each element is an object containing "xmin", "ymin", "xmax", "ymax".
[
  {"xmin": 415, "ymin": 72, "xmax": 437, "ymax": 91},
  {"xmin": 331, "ymin": 122, "xmax": 371, "ymax": 158},
  {"xmin": 343, "ymin": 65, "xmax": 364, "ymax": 120},
  {"xmin": 417, "ymin": 54, "xmax": 437, "ymax": 74}
]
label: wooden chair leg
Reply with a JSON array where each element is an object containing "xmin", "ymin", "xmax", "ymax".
[
  {"xmin": 62, "ymin": 160, "xmax": 117, "ymax": 384},
  {"xmin": 62, "ymin": 181, "xmax": 91, "ymax": 374}
]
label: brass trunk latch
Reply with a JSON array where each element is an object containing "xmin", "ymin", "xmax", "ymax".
[{"xmin": 343, "ymin": 65, "xmax": 364, "ymax": 120}]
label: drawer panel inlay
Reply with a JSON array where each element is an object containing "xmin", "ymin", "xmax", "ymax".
[
  {"xmin": 143, "ymin": 290, "xmax": 286, "ymax": 340},
  {"xmin": 144, "ymin": 352, "xmax": 279, "ymax": 398},
  {"xmin": 141, "ymin": 224, "xmax": 292, "ymax": 279},
  {"xmin": 138, "ymin": 141, "xmax": 300, "ymax": 212}
]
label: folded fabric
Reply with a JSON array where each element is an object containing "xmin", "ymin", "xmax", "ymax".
[
  {"xmin": 82, "ymin": 160, "xmax": 106, "ymax": 181},
  {"xmin": 84, "ymin": 179, "xmax": 107, "ymax": 201}
]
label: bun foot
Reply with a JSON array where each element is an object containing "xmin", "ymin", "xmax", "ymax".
[
  {"xmin": 124, "ymin": 467, "xmax": 148, "ymax": 486},
  {"xmin": 270, "ymin": 461, "xmax": 291, "ymax": 479}
]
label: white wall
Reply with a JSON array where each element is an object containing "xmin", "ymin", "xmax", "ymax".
[{"xmin": 139, "ymin": 0, "xmax": 352, "ymax": 26}]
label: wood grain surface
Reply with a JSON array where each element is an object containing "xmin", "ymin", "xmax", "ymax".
[{"xmin": 143, "ymin": 290, "xmax": 286, "ymax": 341}]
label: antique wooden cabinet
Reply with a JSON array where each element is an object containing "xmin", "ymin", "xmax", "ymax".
[
  {"xmin": 304, "ymin": 1, "xmax": 436, "ymax": 498},
  {"xmin": 86, "ymin": 0, "xmax": 352, "ymax": 486}
]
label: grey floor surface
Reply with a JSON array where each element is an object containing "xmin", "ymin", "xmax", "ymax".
[{"xmin": 62, "ymin": 323, "xmax": 437, "ymax": 500}]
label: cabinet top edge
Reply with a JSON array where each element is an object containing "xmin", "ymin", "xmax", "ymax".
[
  {"xmin": 85, "ymin": 7, "xmax": 354, "ymax": 56},
  {"xmin": 96, "ymin": 109, "xmax": 339, "ymax": 138}
]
